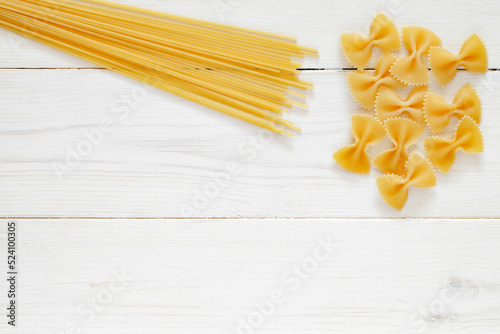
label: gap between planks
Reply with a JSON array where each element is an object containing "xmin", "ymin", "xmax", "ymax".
[{"xmin": 1, "ymin": 217, "xmax": 499, "ymax": 220}]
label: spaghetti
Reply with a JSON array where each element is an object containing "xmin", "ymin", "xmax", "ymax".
[{"xmin": 0, "ymin": 0, "xmax": 318, "ymax": 135}]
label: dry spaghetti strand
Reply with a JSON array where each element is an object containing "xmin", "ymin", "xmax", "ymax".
[{"xmin": 0, "ymin": 0, "xmax": 317, "ymax": 134}]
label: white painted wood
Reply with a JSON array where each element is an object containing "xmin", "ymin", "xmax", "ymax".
[
  {"xmin": 1, "ymin": 0, "xmax": 499, "ymax": 217},
  {"xmin": 0, "ymin": 69, "xmax": 499, "ymax": 218},
  {"xmin": 1, "ymin": 2, "xmax": 499, "ymax": 333},
  {"xmin": 1, "ymin": 219, "xmax": 499, "ymax": 334},
  {"xmin": 0, "ymin": 0, "xmax": 499, "ymax": 68}
]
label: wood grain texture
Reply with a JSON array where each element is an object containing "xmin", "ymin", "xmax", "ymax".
[
  {"xmin": 0, "ymin": 0, "xmax": 499, "ymax": 69},
  {"xmin": 0, "ymin": 2, "xmax": 499, "ymax": 332},
  {"xmin": 0, "ymin": 219, "xmax": 499, "ymax": 334},
  {"xmin": 0, "ymin": 69, "xmax": 499, "ymax": 218},
  {"xmin": 0, "ymin": 0, "xmax": 499, "ymax": 217}
]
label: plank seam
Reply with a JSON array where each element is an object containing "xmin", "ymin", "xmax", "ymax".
[{"xmin": 1, "ymin": 217, "xmax": 499, "ymax": 220}]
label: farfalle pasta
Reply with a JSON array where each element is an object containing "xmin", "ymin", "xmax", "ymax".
[
  {"xmin": 430, "ymin": 34, "xmax": 488, "ymax": 86},
  {"xmin": 375, "ymin": 86, "xmax": 428, "ymax": 124},
  {"xmin": 373, "ymin": 118, "xmax": 424, "ymax": 176},
  {"xmin": 333, "ymin": 115, "xmax": 386, "ymax": 174},
  {"xmin": 341, "ymin": 13, "xmax": 400, "ymax": 69},
  {"xmin": 424, "ymin": 116, "xmax": 484, "ymax": 173},
  {"xmin": 390, "ymin": 26, "xmax": 441, "ymax": 85},
  {"xmin": 348, "ymin": 52, "xmax": 407, "ymax": 110},
  {"xmin": 424, "ymin": 84, "xmax": 481, "ymax": 133},
  {"xmin": 377, "ymin": 152, "xmax": 437, "ymax": 210},
  {"xmin": 338, "ymin": 14, "xmax": 487, "ymax": 210}
]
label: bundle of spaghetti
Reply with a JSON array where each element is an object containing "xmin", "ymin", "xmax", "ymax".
[{"xmin": 0, "ymin": 0, "xmax": 318, "ymax": 135}]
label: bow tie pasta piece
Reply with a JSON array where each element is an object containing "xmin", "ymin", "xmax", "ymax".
[
  {"xmin": 373, "ymin": 118, "xmax": 424, "ymax": 175},
  {"xmin": 348, "ymin": 53, "xmax": 407, "ymax": 110},
  {"xmin": 341, "ymin": 13, "xmax": 400, "ymax": 69},
  {"xmin": 424, "ymin": 116, "xmax": 484, "ymax": 173},
  {"xmin": 430, "ymin": 34, "xmax": 488, "ymax": 86},
  {"xmin": 375, "ymin": 86, "xmax": 428, "ymax": 124},
  {"xmin": 424, "ymin": 84, "xmax": 481, "ymax": 133},
  {"xmin": 333, "ymin": 115, "xmax": 386, "ymax": 174},
  {"xmin": 377, "ymin": 152, "xmax": 437, "ymax": 210},
  {"xmin": 390, "ymin": 26, "xmax": 441, "ymax": 85}
]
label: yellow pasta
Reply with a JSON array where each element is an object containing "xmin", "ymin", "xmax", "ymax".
[
  {"xmin": 430, "ymin": 34, "xmax": 488, "ymax": 87},
  {"xmin": 333, "ymin": 115, "xmax": 386, "ymax": 174},
  {"xmin": 373, "ymin": 118, "xmax": 424, "ymax": 176},
  {"xmin": 424, "ymin": 116, "xmax": 484, "ymax": 173},
  {"xmin": 375, "ymin": 86, "xmax": 428, "ymax": 124},
  {"xmin": 390, "ymin": 26, "xmax": 441, "ymax": 85},
  {"xmin": 341, "ymin": 13, "xmax": 400, "ymax": 69},
  {"xmin": 348, "ymin": 52, "xmax": 407, "ymax": 110},
  {"xmin": 377, "ymin": 152, "xmax": 437, "ymax": 210},
  {"xmin": 0, "ymin": 0, "xmax": 318, "ymax": 135},
  {"xmin": 424, "ymin": 84, "xmax": 481, "ymax": 134},
  {"xmin": 339, "ymin": 16, "xmax": 488, "ymax": 210}
]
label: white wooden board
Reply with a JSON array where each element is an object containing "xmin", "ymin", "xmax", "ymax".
[
  {"xmin": 0, "ymin": 1, "xmax": 499, "ymax": 333},
  {"xmin": 0, "ymin": 70, "xmax": 499, "ymax": 217},
  {"xmin": 1, "ymin": 219, "xmax": 500, "ymax": 334},
  {"xmin": 1, "ymin": 0, "xmax": 499, "ymax": 217},
  {"xmin": 1, "ymin": 0, "xmax": 500, "ymax": 69}
]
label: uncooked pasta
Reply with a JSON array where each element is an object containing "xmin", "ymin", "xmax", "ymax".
[{"xmin": 0, "ymin": 0, "xmax": 318, "ymax": 135}]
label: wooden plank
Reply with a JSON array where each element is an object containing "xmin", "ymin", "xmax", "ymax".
[
  {"xmin": 0, "ymin": 69, "xmax": 499, "ymax": 218},
  {"xmin": 1, "ymin": 218, "xmax": 499, "ymax": 333},
  {"xmin": 0, "ymin": 0, "xmax": 499, "ymax": 68}
]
